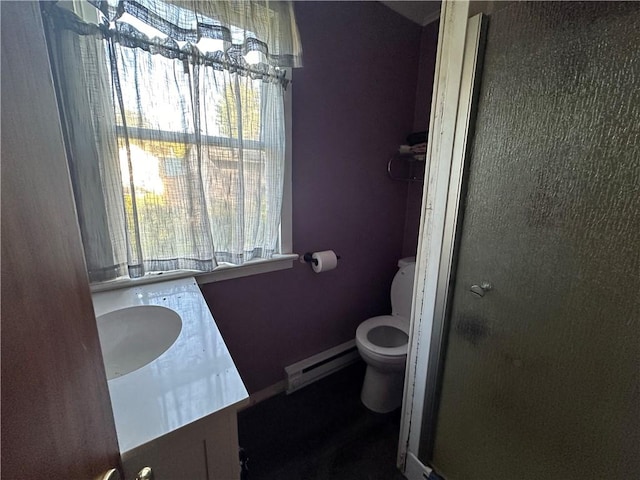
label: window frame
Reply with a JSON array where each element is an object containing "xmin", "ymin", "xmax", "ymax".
[{"xmin": 90, "ymin": 70, "xmax": 295, "ymax": 292}]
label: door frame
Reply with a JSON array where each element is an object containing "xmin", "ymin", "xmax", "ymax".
[{"xmin": 398, "ymin": 1, "xmax": 485, "ymax": 477}]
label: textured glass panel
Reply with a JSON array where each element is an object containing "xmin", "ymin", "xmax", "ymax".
[{"xmin": 425, "ymin": 2, "xmax": 640, "ymax": 479}]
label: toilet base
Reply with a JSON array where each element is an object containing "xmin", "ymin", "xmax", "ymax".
[{"xmin": 360, "ymin": 365, "xmax": 405, "ymax": 413}]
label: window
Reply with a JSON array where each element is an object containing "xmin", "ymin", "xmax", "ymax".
[{"xmin": 45, "ymin": 0, "xmax": 301, "ymax": 285}]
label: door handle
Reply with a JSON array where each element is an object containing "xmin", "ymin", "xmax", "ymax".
[
  {"xmin": 135, "ymin": 467, "xmax": 154, "ymax": 480},
  {"xmin": 99, "ymin": 467, "xmax": 153, "ymax": 480},
  {"xmin": 470, "ymin": 282, "xmax": 492, "ymax": 297}
]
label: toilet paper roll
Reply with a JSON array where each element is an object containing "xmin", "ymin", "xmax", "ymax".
[{"xmin": 311, "ymin": 250, "xmax": 338, "ymax": 273}]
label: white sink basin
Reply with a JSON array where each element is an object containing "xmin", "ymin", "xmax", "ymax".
[{"xmin": 97, "ymin": 305, "xmax": 182, "ymax": 380}]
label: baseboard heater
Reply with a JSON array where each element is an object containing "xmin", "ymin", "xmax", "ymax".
[{"xmin": 285, "ymin": 339, "xmax": 360, "ymax": 394}]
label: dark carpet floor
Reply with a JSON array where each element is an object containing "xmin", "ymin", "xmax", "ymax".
[{"xmin": 237, "ymin": 361, "xmax": 407, "ymax": 480}]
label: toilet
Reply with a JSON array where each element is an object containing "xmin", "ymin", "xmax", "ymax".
[{"xmin": 356, "ymin": 258, "xmax": 415, "ymax": 413}]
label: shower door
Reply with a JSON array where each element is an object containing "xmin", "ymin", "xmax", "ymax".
[{"xmin": 420, "ymin": 2, "xmax": 640, "ymax": 479}]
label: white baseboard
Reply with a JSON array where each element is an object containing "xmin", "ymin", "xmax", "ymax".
[
  {"xmin": 238, "ymin": 380, "xmax": 287, "ymax": 411},
  {"xmin": 240, "ymin": 340, "xmax": 363, "ymax": 410},
  {"xmin": 285, "ymin": 340, "xmax": 360, "ymax": 393}
]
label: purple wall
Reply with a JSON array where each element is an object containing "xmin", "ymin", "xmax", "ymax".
[
  {"xmin": 413, "ymin": 21, "xmax": 439, "ymax": 133},
  {"xmin": 403, "ymin": 20, "xmax": 439, "ymax": 257},
  {"xmin": 201, "ymin": 2, "xmax": 428, "ymax": 394}
]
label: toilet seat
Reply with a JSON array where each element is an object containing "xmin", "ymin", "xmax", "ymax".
[{"xmin": 356, "ymin": 315, "xmax": 409, "ymax": 358}]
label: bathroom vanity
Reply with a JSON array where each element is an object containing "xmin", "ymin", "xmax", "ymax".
[{"xmin": 92, "ymin": 277, "xmax": 249, "ymax": 479}]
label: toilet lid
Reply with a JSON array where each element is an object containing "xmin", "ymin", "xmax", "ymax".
[
  {"xmin": 356, "ymin": 315, "xmax": 409, "ymax": 357},
  {"xmin": 390, "ymin": 263, "xmax": 415, "ymax": 320}
]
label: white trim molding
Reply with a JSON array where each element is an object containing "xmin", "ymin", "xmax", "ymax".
[
  {"xmin": 398, "ymin": 1, "xmax": 485, "ymax": 477},
  {"xmin": 91, "ymin": 254, "xmax": 298, "ymax": 292}
]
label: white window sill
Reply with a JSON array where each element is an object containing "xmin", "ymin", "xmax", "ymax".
[{"xmin": 90, "ymin": 254, "xmax": 299, "ymax": 293}]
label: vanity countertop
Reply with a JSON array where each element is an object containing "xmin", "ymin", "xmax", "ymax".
[{"xmin": 92, "ymin": 277, "xmax": 249, "ymax": 454}]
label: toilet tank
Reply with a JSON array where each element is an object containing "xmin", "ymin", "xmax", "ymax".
[
  {"xmin": 397, "ymin": 256, "xmax": 416, "ymax": 268},
  {"xmin": 390, "ymin": 261, "xmax": 416, "ymax": 320}
]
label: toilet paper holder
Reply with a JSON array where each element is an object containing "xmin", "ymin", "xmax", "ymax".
[{"xmin": 303, "ymin": 252, "xmax": 341, "ymax": 266}]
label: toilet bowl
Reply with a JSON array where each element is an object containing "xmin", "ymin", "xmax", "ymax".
[{"xmin": 355, "ymin": 258, "xmax": 415, "ymax": 413}]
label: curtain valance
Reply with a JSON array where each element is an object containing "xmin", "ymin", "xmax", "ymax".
[{"xmin": 45, "ymin": 0, "xmax": 302, "ymax": 84}]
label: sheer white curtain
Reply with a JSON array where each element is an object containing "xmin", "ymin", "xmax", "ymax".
[{"xmin": 45, "ymin": 0, "xmax": 300, "ymax": 282}]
